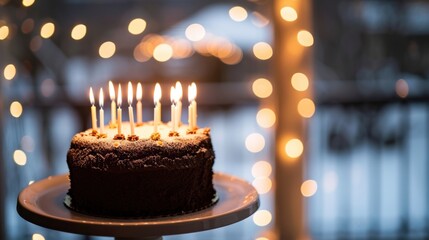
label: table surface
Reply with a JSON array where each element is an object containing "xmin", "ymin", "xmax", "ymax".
[{"xmin": 17, "ymin": 173, "xmax": 259, "ymax": 238}]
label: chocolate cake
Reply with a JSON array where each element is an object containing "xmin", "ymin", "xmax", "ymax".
[{"xmin": 66, "ymin": 122, "xmax": 216, "ymax": 218}]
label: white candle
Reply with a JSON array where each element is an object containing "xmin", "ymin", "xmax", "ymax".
[
  {"xmin": 170, "ymin": 86, "xmax": 176, "ymax": 132},
  {"xmin": 175, "ymin": 81, "xmax": 183, "ymax": 126},
  {"xmin": 191, "ymin": 82, "xmax": 197, "ymax": 128},
  {"xmin": 99, "ymin": 88, "xmax": 104, "ymax": 134},
  {"xmin": 109, "ymin": 81, "xmax": 116, "ymax": 125},
  {"xmin": 89, "ymin": 87, "xmax": 97, "ymax": 131},
  {"xmin": 153, "ymin": 83, "xmax": 162, "ymax": 133},
  {"xmin": 117, "ymin": 84, "xmax": 122, "ymax": 135},
  {"xmin": 128, "ymin": 82, "xmax": 135, "ymax": 135},
  {"xmin": 136, "ymin": 82, "xmax": 143, "ymax": 124},
  {"xmin": 188, "ymin": 85, "xmax": 193, "ymax": 128}
]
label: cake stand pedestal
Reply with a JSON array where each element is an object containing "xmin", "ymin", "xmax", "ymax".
[{"xmin": 17, "ymin": 173, "xmax": 259, "ymax": 240}]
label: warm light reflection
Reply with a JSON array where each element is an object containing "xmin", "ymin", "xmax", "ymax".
[
  {"xmin": 185, "ymin": 24, "xmax": 206, "ymax": 42},
  {"xmin": 256, "ymin": 238, "xmax": 269, "ymax": 240},
  {"xmin": 128, "ymin": 18, "xmax": 147, "ymax": 35},
  {"xmin": 297, "ymin": 30, "xmax": 314, "ymax": 47},
  {"xmin": 396, "ymin": 79, "xmax": 409, "ymax": 98},
  {"xmin": 256, "ymin": 108, "xmax": 276, "ymax": 128},
  {"xmin": 252, "ymin": 78, "xmax": 273, "ymax": 98},
  {"xmin": 291, "ymin": 72, "xmax": 309, "ymax": 91},
  {"xmin": 13, "ymin": 150, "xmax": 27, "ymax": 166},
  {"xmin": 253, "ymin": 42, "xmax": 273, "ymax": 60},
  {"xmin": 10, "ymin": 101, "xmax": 23, "ymax": 118},
  {"xmin": 252, "ymin": 161, "xmax": 272, "ymax": 178},
  {"xmin": 99, "ymin": 41, "xmax": 116, "ymax": 59},
  {"xmin": 252, "ymin": 11, "xmax": 270, "ymax": 27},
  {"xmin": 71, "ymin": 24, "xmax": 87, "ymax": 40},
  {"xmin": 280, "ymin": 6, "xmax": 298, "ymax": 22},
  {"xmin": 171, "ymin": 38, "xmax": 193, "ymax": 59},
  {"xmin": 22, "ymin": 0, "xmax": 35, "ymax": 7},
  {"xmin": 32, "ymin": 233, "xmax": 45, "ymax": 240},
  {"xmin": 252, "ymin": 177, "xmax": 272, "ymax": 194},
  {"xmin": 229, "ymin": 6, "xmax": 248, "ymax": 22},
  {"xmin": 153, "ymin": 43, "xmax": 173, "ymax": 62},
  {"xmin": 220, "ymin": 47, "xmax": 243, "ymax": 65},
  {"xmin": 28, "ymin": 180, "xmax": 34, "ymax": 185},
  {"xmin": 4, "ymin": 64, "xmax": 16, "ymax": 80},
  {"xmin": 253, "ymin": 210, "xmax": 272, "ymax": 226},
  {"xmin": 0, "ymin": 25, "xmax": 9, "ymax": 40},
  {"xmin": 297, "ymin": 98, "xmax": 315, "ymax": 118},
  {"xmin": 301, "ymin": 179, "xmax": 318, "ymax": 197},
  {"xmin": 285, "ymin": 138, "xmax": 303, "ymax": 158},
  {"xmin": 40, "ymin": 22, "xmax": 55, "ymax": 39},
  {"xmin": 245, "ymin": 133, "xmax": 265, "ymax": 153}
]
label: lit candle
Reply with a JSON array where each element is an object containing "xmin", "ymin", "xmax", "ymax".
[
  {"xmin": 175, "ymin": 81, "xmax": 183, "ymax": 126},
  {"xmin": 136, "ymin": 82, "xmax": 143, "ymax": 124},
  {"xmin": 99, "ymin": 88, "xmax": 104, "ymax": 134},
  {"xmin": 170, "ymin": 86, "xmax": 176, "ymax": 132},
  {"xmin": 117, "ymin": 84, "xmax": 122, "ymax": 135},
  {"xmin": 188, "ymin": 82, "xmax": 197, "ymax": 129},
  {"xmin": 153, "ymin": 83, "xmax": 162, "ymax": 133},
  {"xmin": 89, "ymin": 87, "xmax": 97, "ymax": 131},
  {"xmin": 128, "ymin": 82, "xmax": 135, "ymax": 135},
  {"xmin": 109, "ymin": 81, "xmax": 116, "ymax": 125}
]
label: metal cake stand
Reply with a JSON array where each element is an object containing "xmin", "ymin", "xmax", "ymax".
[{"xmin": 17, "ymin": 173, "xmax": 259, "ymax": 240}]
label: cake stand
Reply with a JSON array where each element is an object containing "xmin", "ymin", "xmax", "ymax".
[{"xmin": 17, "ymin": 173, "xmax": 259, "ymax": 240}]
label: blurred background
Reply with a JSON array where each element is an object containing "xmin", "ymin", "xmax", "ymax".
[{"xmin": 1, "ymin": 0, "xmax": 429, "ymax": 239}]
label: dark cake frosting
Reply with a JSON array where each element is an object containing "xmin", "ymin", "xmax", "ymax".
[{"xmin": 66, "ymin": 122, "xmax": 216, "ymax": 218}]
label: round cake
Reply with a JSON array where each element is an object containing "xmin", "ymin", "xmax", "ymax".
[{"xmin": 66, "ymin": 122, "xmax": 216, "ymax": 218}]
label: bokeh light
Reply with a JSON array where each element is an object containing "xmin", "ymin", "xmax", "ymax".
[
  {"xmin": 252, "ymin": 160, "xmax": 272, "ymax": 178},
  {"xmin": 40, "ymin": 78, "xmax": 56, "ymax": 97},
  {"xmin": 280, "ymin": 6, "xmax": 298, "ymax": 22},
  {"xmin": 229, "ymin": 6, "xmax": 248, "ymax": 22},
  {"xmin": 297, "ymin": 30, "xmax": 314, "ymax": 47},
  {"xmin": 285, "ymin": 138, "xmax": 304, "ymax": 158},
  {"xmin": 32, "ymin": 233, "xmax": 45, "ymax": 240},
  {"xmin": 185, "ymin": 24, "xmax": 206, "ymax": 42},
  {"xmin": 301, "ymin": 179, "xmax": 318, "ymax": 197},
  {"xmin": 28, "ymin": 180, "xmax": 34, "ymax": 185},
  {"xmin": 253, "ymin": 210, "xmax": 272, "ymax": 226},
  {"xmin": 252, "ymin": 177, "xmax": 272, "ymax": 194},
  {"xmin": 13, "ymin": 150, "xmax": 27, "ymax": 166},
  {"xmin": 171, "ymin": 38, "xmax": 193, "ymax": 59},
  {"xmin": 153, "ymin": 43, "xmax": 173, "ymax": 62},
  {"xmin": 21, "ymin": 135, "xmax": 35, "ymax": 153},
  {"xmin": 71, "ymin": 24, "xmax": 87, "ymax": 40},
  {"xmin": 252, "ymin": 78, "xmax": 273, "ymax": 98},
  {"xmin": 396, "ymin": 79, "xmax": 409, "ymax": 98},
  {"xmin": 40, "ymin": 22, "xmax": 55, "ymax": 39},
  {"xmin": 99, "ymin": 41, "xmax": 116, "ymax": 59},
  {"xmin": 22, "ymin": 0, "xmax": 35, "ymax": 7},
  {"xmin": 0, "ymin": 25, "xmax": 9, "ymax": 40},
  {"xmin": 291, "ymin": 72, "xmax": 309, "ymax": 91},
  {"xmin": 297, "ymin": 98, "xmax": 315, "ymax": 118},
  {"xmin": 10, "ymin": 101, "xmax": 23, "ymax": 118},
  {"xmin": 21, "ymin": 19, "xmax": 34, "ymax": 34},
  {"xmin": 219, "ymin": 47, "xmax": 243, "ymax": 65},
  {"xmin": 253, "ymin": 42, "xmax": 273, "ymax": 60},
  {"xmin": 128, "ymin": 18, "xmax": 147, "ymax": 35},
  {"xmin": 4, "ymin": 64, "xmax": 16, "ymax": 80},
  {"xmin": 245, "ymin": 133, "xmax": 265, "ymax": 153},
  {"xmin": 256, "ymin": 108, "xmax": 276, "ymax": 128}
]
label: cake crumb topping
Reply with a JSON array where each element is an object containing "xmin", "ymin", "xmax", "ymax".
[
  {"xmin": 203, "ymin": 128, "xmax": 211, "ymax": 136},
  {"xmin": 127, "ymin": 135, "xmax": 139, "ymax": 141},
  {"xmin": 168, "ymin": 131, "xmax": 179, "ymax": 137},
  {"xmin": 113, "ymin": 142, "xmax": 120, "ymax": 148},
  {"xmin": 114, "ymin": 134, "xmax": 125, "ymax": 140},
  {"xmin": 186, "ymin": 129, "xmax": 197, "ymax": 134},
  {"xmin": 97, "ymin": 133, "xmax": 107, "ymax": 139},
  {"xmin": 136, "ymin": 122, "xmax": 144, "ymax": 127},
  {"xmin": 150, "ymin": 132, "xmax": 161, "ymax": 141},
  {"xmin": 90, "ymin": 129, "xmax": 98, "ymax": 136}
]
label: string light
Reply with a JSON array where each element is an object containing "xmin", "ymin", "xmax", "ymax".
[
  {"xmin": 280, "ymin": 7, "xmax": 298, "ymax": 22},
  {"xmin": 297, "ymin": 98, "xmax": 315, "ymax": 118},
  {"xmin": 153, "ymin": 43, "xmax": 173, "ymax": 62},
  {"xmin": 252, "ymin": 177, "xmax": 272, "ymax": 194},
  {"xmin": 245, "ymin": 133, "xmax": 265, "ymax": 153},
  {"xmin": 32, "ymin": 233, "xmax": 45, "ymax": 240},
  {"xmin": 301, "ymin": 180, "xmax": 318, "ymax": 197},
  {"xmin": 22, "ymin": 0, "xmax": 35, "ymax": 7},
  {"xmin": 253, "ymin": 210, "xmax": 272, "ymax": 226},
  {"xmin": 40, "ymin": 22, "xmax": 55, "ymax": 39},
  {"xmin": 253, "ymin": 42, "xmax": 273, "ymax": 60},
  {"xmin": 0, "ymin": 25, "xmax": 9, "ymax": 40},
  {"xmin": 252, "ymin": 78, "xmax": 272, "ymax": 98},
  {"xmin": 185, "ymin": 24, "xmax": 206, "ymax": 42},
  {"xmin": 10, "ymin": 101, "xmax": 23, "ymax": 118},
  {"xmin": 99, "ymin": 41, "xmax": 116, "ymax": 59},
  {"xmin": 252, "ymin": 161, "xmax": 272, "ymax": 178},
  {"xmin": 4, "ymin": 64, "xmax": 16, "ymax": 80},
  {"xmin": 291, "ymin": 72, "xmax": 309, "ymax": 91},
  {"xmin": 128, "ymin": 18, "xmax": 147, "ymax": 35},
  {"xmin": 297, "ymin": 30, "xmax": 314, "ymax": 47},
  {"xmin": 13, "ymin": 150, "xmax": 27, "ymax": 166},
  {"xmin": 285, "ymin": 138, "xmax": 303, "ymax": 158},
  {"xmin": 229, "ymin": 6, "xmax": 248, "ymax": 22},
  {"xmin": 71, "ymin": 24, "xmax": 87, "ymax": 40},
  {"xmin": 256, "ymin": 108, "xmax": 276, "ymax": 128}
]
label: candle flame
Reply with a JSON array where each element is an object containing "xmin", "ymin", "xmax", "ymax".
[
  {"xmin": 154, "ymin": 83, "xmax": 161, "ymax": 105},
  {"xmin": 175, "ymin": 81, "xmax": 183, "ymax": 100},
  {"xmin": 99, "ymin": 88, "xmax": 104, "ymax": 107},
  {"xmin": 109, "ymin": 81, "xmax": 115, "ymax": 100},
  {"xmin": 89, "ymin": 87, "xmax": 95, "ymax": 105},
  {"xmin": 188, "ymin": 82, "xmax": 197, "ymax": 102},
  {"xmin": 170, "ymin": 86, "xmax": 176, "ymax": 104},
  {"xmin": 117, "ymin": 84, "xmax": 122, "ymax": 107},
  {"xmin": 137, "ymin": 82, "xmax": 143, "ymax": 101},
  {"xmin": 128, "ymin": 82, "xmax": 133, "ymax": 105}
]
